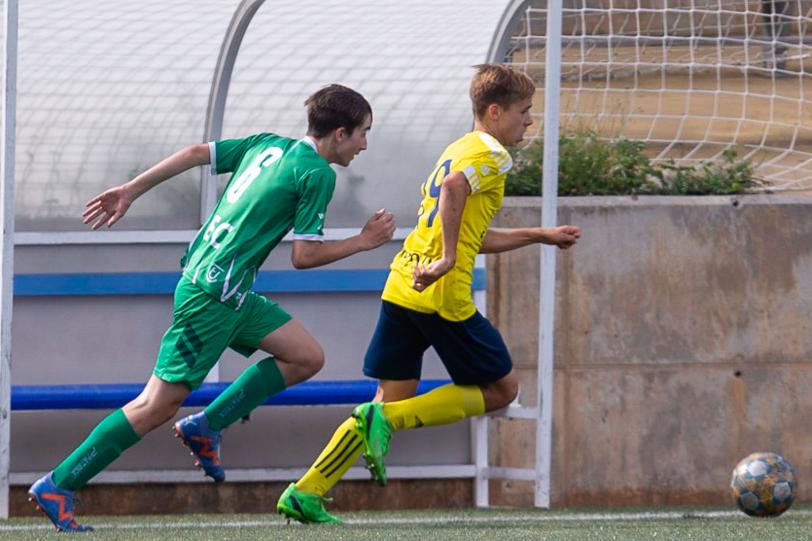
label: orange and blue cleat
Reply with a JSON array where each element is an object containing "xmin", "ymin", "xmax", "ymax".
[
  {"xmin": 173, "ymin": 411, "xmax": 225, "ymax": 482},
  {"xmin": 28, "ymin": 473, "xmax": 94, "ymax": 533}
]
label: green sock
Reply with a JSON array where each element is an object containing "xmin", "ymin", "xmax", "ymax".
[
  {"xmin": 204, "ymin": 357, "xmax": 286, "ymax": 431},
  {"xmin": 52, "ymin": 408, "xmax": 141, "ymax": 491}
]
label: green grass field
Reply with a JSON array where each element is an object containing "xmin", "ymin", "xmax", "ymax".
[{"xmin": 1, "ymin": 506, "xmax": 811, "ymax": 541}]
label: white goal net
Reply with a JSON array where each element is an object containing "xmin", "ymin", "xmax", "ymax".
[{"xmin": 508, "ymin": 0, "xmax": 812, "ymax": 191}]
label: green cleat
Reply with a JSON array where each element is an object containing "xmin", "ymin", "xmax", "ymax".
[
  {"xmin": 352, "ymin": 402, "xmax": 393, "ymax": 486},
  {"xmin": 277, "ymin": 483, "xmax": 342, "ymax": 524}
]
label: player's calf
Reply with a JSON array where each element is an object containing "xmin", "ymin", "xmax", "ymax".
[{"xmin": 481, "ymin": 372, "xmax": 519, "ymax": 412}]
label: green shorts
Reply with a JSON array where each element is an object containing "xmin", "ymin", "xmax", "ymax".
[{"xmin": 153, "ymin": 277, "xmax": 292, "ymax": 390}]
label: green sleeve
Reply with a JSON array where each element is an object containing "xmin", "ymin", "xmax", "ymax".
[
  {"xmin": 292, "ymin": 168, "xmax": 336, "ymax": 240},
  {"xmin": 210, "ymin": 133, "xmax": 272, "ymax": 175}
]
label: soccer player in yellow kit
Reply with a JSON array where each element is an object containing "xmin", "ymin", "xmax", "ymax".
[{"xmin": 277, "ymin": 64, "xmax": 581, "ymax": 523}]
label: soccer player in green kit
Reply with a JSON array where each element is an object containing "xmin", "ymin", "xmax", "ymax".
[{"xmin": 27, "ymin": 84, "xmax": 395, "ymax": 532}]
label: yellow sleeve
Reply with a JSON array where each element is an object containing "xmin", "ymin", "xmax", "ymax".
[{"xmin": 452, "ymin": 147, "xmax": 513, "ymax": 194}]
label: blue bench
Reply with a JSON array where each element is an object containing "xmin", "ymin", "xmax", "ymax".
[
  {"xmin": 13, "ymin": 269, "xmax": 486, "ymax": 296},
  {"xmin": 9, "ymin": 377, "xmax": 526, "ymax": 509},
  {"xmin": 6, "ymin": 269, "xmax": 499, "ymax": 505},
  {"xmin": 10, "ymin": 379, "xmax": 452, "ymax": 411}
]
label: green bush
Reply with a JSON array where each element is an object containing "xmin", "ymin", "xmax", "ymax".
[{"xmin": 506, "ymin": 132, "xmax": 761, "ymax": 196}]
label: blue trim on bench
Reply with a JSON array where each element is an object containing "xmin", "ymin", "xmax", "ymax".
[
  {"xmin": 14, "ymin": 268, "xmax": 487, "ymax": 296},
  {"xmin": 10, "ymin": 379, "xmax": 452, "ymax": 411}
]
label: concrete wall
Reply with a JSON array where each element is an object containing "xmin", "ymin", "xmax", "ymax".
[{"xmin": 488, "ymin": 195, "xmax": 812, "ymax": 507}]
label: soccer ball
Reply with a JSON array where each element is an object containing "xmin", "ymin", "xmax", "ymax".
[{"xmin": 730, "ymin": 452, "xmax": 796, "ymax": 517}]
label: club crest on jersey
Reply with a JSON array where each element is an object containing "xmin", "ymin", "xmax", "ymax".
[{"xmin": 206, "ymin": 264, "xmax": 225, "ymax": 283}]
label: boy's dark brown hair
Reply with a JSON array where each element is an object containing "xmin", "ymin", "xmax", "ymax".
[
  {"xmin": 305, "ymin": 84, "xmax": 372, "ymax": 138},
  {"xmin": 469, "ymin": 64, "xmax": 535, "ymax": 119}
]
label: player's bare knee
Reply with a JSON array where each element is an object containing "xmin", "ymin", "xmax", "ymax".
[
  {"xmin": 300, "ymin": 345, "xmax": 325, "ymax": 378},
  {"xmin": 502, "ymin": 377, "xmax": 519, "ymax": 404},
  {"xmin": 482, "ymin": 374, "xmax": 519, "ymax": 412},
  {"xmin": 492, "ymin": 388, "xmax": 517, "ymax": 411},
  {"xmin": 309, "ymin": 349, "xmax": 326, "ymax": 376}
]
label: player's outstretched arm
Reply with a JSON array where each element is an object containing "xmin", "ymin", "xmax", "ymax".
[
  {"xmin": 479, "ymin": 225, "xmax": 581, "ymax": 254},
  {"xmin": 412, "ymin": 171, "xmax": 470, "ymax": 292},
  {"xmin": 82, "ymin": 143, "xmax": 210, "ymax": 230},
  {"xmin": 290, "ymin": 209, "xmax": 395, "ymax": 269}
]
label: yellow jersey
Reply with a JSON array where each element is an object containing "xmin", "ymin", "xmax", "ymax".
[{"xmin": 382, "ymin": 130, "xmax": 512, "ymax": 321}]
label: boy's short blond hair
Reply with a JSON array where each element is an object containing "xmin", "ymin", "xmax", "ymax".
[{"xmin": 469, "ymin": 64, "xmax": 535, "ymax": 119}]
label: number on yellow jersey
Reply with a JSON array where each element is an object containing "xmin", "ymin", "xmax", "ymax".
[{"xmin": 418, "ymin": 159, "xmax": 451, "ymax": 228}]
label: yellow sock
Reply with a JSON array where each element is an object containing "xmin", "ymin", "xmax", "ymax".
[
  {"xmin": 382, "ymin": 384, "xmax": 485, "ymax": 430},
  {"xmin": 295, "ymin": 417, "xmax": 363, "ymax": 496}
]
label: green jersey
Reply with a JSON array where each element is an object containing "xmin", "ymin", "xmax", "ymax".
[{"xmin": 181, "ymin": 133, "xmax": 336, "ymax": 310}]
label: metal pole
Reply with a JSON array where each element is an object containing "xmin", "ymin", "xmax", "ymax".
[
  {"xmin": 536, "ymin": 0, "xmax": 562, "ymax": 508},
  {"xmin": 202, "ymin": 0, "xmax": 266, "ymax": 221},
  {"xmin": 0, "ymin": 0, "xmax": 17, "ymax": 520}
]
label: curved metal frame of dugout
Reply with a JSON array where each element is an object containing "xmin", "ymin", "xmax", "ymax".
[{"xmin": 201, "ymin": 0, "xmax": 530, "ymax": 220}]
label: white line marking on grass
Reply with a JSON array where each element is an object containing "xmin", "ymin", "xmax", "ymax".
[{"xmin": 3, "ymin": 509, "xmax": 811, "ymax": 532}]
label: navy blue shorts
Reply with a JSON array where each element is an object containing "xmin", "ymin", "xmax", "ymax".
[{"xmin": 363, "ymin": 301, "xmax": 513, "ymax": 386}]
